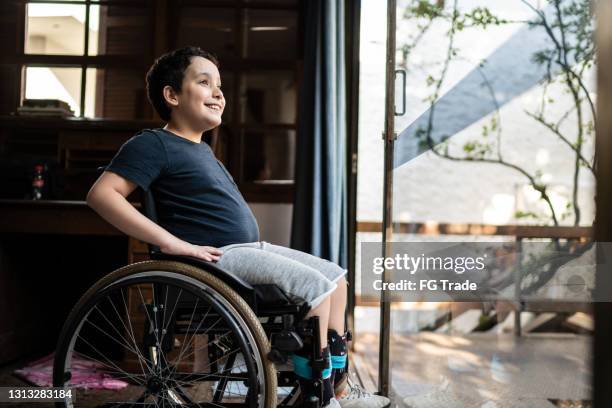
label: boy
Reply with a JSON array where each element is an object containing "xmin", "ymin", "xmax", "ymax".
[{"xmin": 87, "ymin": 46, "xmax": 389, "ymax": 408}]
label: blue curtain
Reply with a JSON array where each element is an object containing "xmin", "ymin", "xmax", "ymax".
[{"xmin": 291, "ymin": 0, "xmax": 347, "ymax": 268}]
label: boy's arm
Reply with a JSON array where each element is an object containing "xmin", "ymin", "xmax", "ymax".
[{"xmin": 86, "ymin": 171, "xmax": 222, "ymax": 262}]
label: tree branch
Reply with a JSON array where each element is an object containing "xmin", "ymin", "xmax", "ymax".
[
  {"xmin": 426, "ymin": 141, "xmax": 560, "ymax": 226},
  {"xmin": 554, "ymin": 0, "xmax": 584, "ymax": 225},
  {"xmin": 522, "ymin": 0, "xmax": 596, "ymax": 122},
  {"xmin": 524, "ymin": 110, "xmax": 594, "ymax": 174}
]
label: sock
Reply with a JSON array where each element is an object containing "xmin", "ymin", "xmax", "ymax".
[
  {"xmin": 292, "ymin": 347, "xmax": 334, "ymax": 406},
  {"xmin": 328, "ymin": 330, "xmax": 348, "ymax": 391}
]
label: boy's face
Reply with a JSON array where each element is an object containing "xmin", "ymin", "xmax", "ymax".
[{"xmin": 173, "ymin": 56, "xmax": 225, "ymax": 130}]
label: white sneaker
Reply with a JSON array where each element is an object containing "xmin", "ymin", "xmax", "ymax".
[
  {"xmin": 338, "ymin": 379, "xmax": 391, "ymax": 408},
  {"xmin": 324, "ymin": 397, "xmax": 342, "ymax": 408}
]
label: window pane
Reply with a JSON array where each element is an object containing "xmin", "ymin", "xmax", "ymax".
[
  {"xmin": 25, "ymin": 3, "xmax": 85, "ymax": 55},
  {"xmin": 84, "ymin": 67, "xmax": 98, "ymax": 118},
  {"xmin": 247, "ymin": 9, "xmax": 298, "ymax": 59},
  {"xmin": 87, "ymin": 5, "xmax": 100, "ymax": 56},
  {"xmin": 177, "ymin": 8, "xmax": 236, "ymax": 61},
  {"xmin": 243, "ymin": 129, "xmax": 295, "ymax": 181},
  {"xmin": 24, "ymin": 66, "xmax": 81, "ymax": 116},
  {"xmin": 243, "ymin": 71, "xmax": 297, "ymax": 125}
]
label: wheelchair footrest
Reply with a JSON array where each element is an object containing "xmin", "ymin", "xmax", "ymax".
[
  {"xmin": 271, "ymin": 330, "xmax": 304, "ymax": 352},
  {"xmin": 267, "ymin": 349, "xmax": 288, "ymax": 364}
]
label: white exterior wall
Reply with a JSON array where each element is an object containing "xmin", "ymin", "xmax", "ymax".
[{"xmin": 357, "ymin": 0, "xmax": 596, "ymax": 226}]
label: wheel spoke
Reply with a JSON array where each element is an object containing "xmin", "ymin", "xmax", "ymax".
[
  {"xmin": 167, "ymin": 319, "xmax": 224, "ymax": 372},
  {"xmin": 151, "ymin": 283, "xmax": 173, "ymax": 373},
  {"xmin": 167, "ymin": 298, "xmax": 204, "ymax": 378},
  {"xmin": 136, "ymin": 285, "xmax": 166, "ymax": 372},
  {"xmin": 91, "ymin": 303, "xmax": 154, "ymax": 373},
  {"xmin": 73, "ymin": 335, "xmax": 146, "ymax": 386},
  {"xmin": 110, "ymin": 288, "xmax": 157, "ymax": 376},
  {"xmin": 55, "ymin": 272, "xmax": 268, "ymax": 408}
]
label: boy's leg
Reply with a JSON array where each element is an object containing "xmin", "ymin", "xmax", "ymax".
[
  {"xmin": 306, "ymin": 294, "xmax": 331, "ymax": 345},
  {"xmin": 259, "ymin": 244, "xmax": 390, "ymax": 407},
  {"xmin": 217, "ymin": 244, "xmax": 338, "ymax": 308},
  {"xmin": 294, "ymin": 296, "xmax": 335, "ymax": 406},
  {"xmin": 329, "ymin": 277, "xmax": 347, "ymax": 333},
  {"xmin": 258, "ymin": 244, "xmax": 351, "ymax": 395},
  {"xmin": 217, "ymin": 244, "xmax": 340, "ymax": 406},
  {"xmin": 218, "ymin": 243, "xmax": 388, "ymax": 407},
  {"xmin": 259, "ymin": 242, "xmax": 348, "ymax": 285},
  {"xmin": 257, "ymin": 243, "xmax": 347, "ymax": 334},
  {"xmin": 261, "ymin": 243, "xmax": 348, "ymax": 352},
  {"xmin": 328, "ymin": 278, "xmax": 349, "ymax": 394},
  {"xmin": 309, "ymin": 276, "xmax": 347, "ymax": 394}
]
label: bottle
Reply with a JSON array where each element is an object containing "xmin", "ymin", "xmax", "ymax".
[{"xmin": 31, "ymin": 164, "xmax": 45, "ymax": 200}]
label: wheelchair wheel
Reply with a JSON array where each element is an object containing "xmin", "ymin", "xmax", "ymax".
[{"xmin": 53, "ymin": 261, "xmax": 277, "ymax": 408}]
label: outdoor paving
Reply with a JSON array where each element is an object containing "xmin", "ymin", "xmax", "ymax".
[{"xmin": 353, "ymin": 331, "xmax": 591, "ymax": 407}]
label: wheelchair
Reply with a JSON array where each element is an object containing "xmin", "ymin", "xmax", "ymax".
[{"xmin": 52, "ymin": 190, "xmax": 340, "ymax": 408}]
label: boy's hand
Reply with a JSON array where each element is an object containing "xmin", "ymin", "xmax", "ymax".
[{"xmin": 160, "ymin": 239, "xmax": 223, "ymax": 262}]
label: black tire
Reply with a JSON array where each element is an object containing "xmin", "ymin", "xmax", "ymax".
[{"xmin": 53, "ymin": 260, "xmax": 277, "ymax": 408}]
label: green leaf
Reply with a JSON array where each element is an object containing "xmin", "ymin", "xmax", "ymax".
[
  {"xmin": 463, "ymin": 142, "xmax": 476, "ymax": 153},
  {"xmin": 515, "ymin": 210, "xmax": 539, "ymax": 219},
  {"xmin": 406, "ymin": 0, "xmax": 443, "ymax": 20}
]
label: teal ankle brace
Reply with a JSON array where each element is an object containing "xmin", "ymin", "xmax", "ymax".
[
  {"xmin": 291, "ymin": 353, "xmax": 332, "ymax": 380},
  {"xmin": 331, "ymin": 354, "xmax": 347, "ymax": 369}
]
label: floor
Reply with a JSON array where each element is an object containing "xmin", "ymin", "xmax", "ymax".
[
  {"xmin": 0, "ymin": 355, "xmax": 55, "ymax": 408},
  {"xmin": 351, "ymin": 331, "xmax": 592, "ymax": 408},
  {"xmin": 0, "ymin": 353, "xmax": 365, "ymax": 407},
  {"xmin": 0, "ymin": 331, "xmax": 591, "ymax": 407}
]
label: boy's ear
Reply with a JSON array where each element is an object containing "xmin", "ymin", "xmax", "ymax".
[{"xmin": 162, "ymin": 85, "xmax": 179, "ymax": 108}]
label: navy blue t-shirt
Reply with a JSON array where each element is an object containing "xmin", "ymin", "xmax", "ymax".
[{"xmin": 106, "ymin": 128, "xmax": 260, "ymax": 247}]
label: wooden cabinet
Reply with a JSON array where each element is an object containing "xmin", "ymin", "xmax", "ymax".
[
  {"xmin": 128, "ymin": 237, "xmax": 150, "ymax": 264},
  {"xmin": 0, "ymin": 116, "xmax": 161, "ymax": 200},
  {"xmin": 0, "ymin": 201, "xmax": 129, "ymax": 364}
]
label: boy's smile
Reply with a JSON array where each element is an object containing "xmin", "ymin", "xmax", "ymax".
[{"xmin": 205, "ymin": 103, "xmax": 223, "ymax": 112}]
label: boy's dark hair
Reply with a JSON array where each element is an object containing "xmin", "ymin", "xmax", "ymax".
[{"xmin": 146, "ymin": 46, "xmax": 219, "ymax": 121}]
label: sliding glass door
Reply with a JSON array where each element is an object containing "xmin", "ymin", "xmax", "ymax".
[{"xmin": 377, "ymin": 0, "xmax": 598, "ymax": 405}]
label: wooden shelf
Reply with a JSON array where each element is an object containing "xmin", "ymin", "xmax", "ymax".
[{"xmin": 0, "ymin": 199, "xmax": 142, "ymax": 236}]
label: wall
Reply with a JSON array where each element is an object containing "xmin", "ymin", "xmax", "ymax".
[{"xmin": 249, "ymin": 203, "xmax": 293, "ymax": 246}]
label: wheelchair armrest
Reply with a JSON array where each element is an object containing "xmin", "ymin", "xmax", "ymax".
[{"xmin": 149, "ymin": 250, "xmax": 258, "ymax": 311}]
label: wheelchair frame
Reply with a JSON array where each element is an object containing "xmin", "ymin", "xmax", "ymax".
[{"xmin": 52, "ymin": 189, "xmax": 331, "ymax": 408}]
